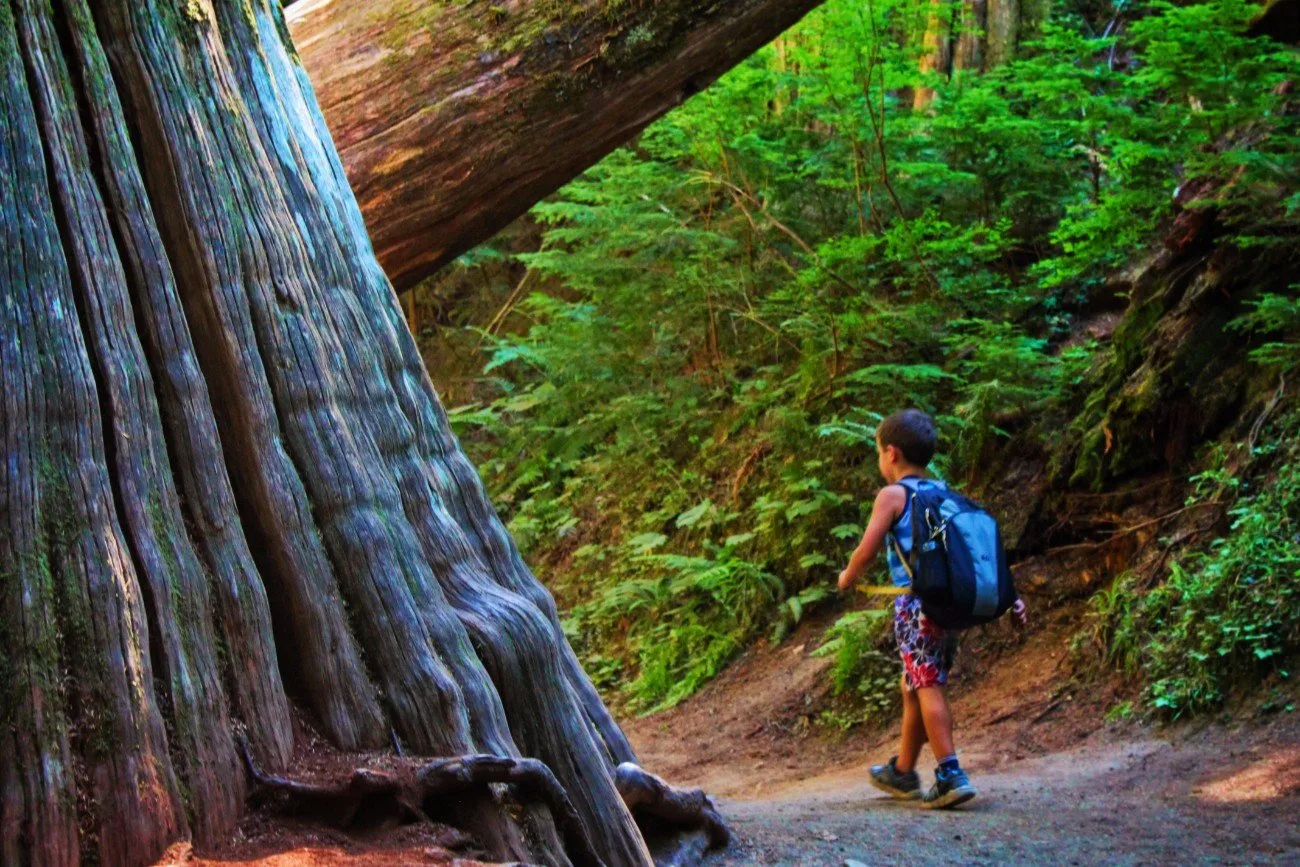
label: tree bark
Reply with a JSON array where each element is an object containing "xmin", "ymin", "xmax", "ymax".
[
  {"xmin": 984, "ymin": 0, "xmax": 1019, "ymax": 68},
  {"xmin": 953, "ymin": 0, "xmax": 987, "ymax": 73},
  {"xmin": 913, "ymin": 0, "xmax": 955, "ymax": 109},
  {"xmin": 911, "ymin": 0, "xmax": 1027, "ymax": 109},
  {"xmin": 1055, "ymin": 172, "xmax": 1300, "ymax": 493},
  {"xmin": 285, "ymin": 0, "xmax": 826, "ymax": 291},
  {"xmin": 0, "ymin": 1, "xmax": 687, "ymax": 864}
]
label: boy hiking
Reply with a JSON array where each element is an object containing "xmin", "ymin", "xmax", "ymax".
[{"xmin": 836, "ymin": 408, "xmax": 1027, "ymax": 808}]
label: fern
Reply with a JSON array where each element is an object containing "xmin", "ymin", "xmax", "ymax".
[{"xmin": 428, "ymin": 0, "xmax": 1300, "ymax": 713}]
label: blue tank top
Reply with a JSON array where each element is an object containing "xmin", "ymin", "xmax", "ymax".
[{"xmin": 885, "ymin": 477, "xmax": 948, "ymax": 587}]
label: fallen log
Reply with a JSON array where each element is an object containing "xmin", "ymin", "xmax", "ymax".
[{"xmin": 286, "ymin": 0, "xmax": 825, "ymax": 291}]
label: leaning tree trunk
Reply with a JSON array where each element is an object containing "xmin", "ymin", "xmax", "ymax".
[
  {"xmin": 1029, "ymin": 23, "xmax": 1300, "ymax": 510},
  {"xmin": 0, "ymin": 1, "xmax": 668, "ymax": 864},
  {"xmin": 286, "ymin": 0, "xmax": 827, "ymax": 291}
]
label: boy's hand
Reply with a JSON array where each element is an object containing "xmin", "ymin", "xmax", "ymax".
[
  {"xmin": 1011, "ymin": 597, "xmax": 1028, "ymax": 628},
  {"xmin": 836, "ymin": 569, "xmax": 856, "ymax": 592}
]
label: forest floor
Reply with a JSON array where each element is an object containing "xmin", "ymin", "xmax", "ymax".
[
  {"xmin": 170, "ymin": 592, "xmax": 1300, "ymax": 866},
  {"xmin": 622, "ymin": 601, "xmax": 1300, "ymax": 865}
]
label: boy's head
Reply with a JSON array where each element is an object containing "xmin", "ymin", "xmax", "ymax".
[{"xmin": 876, "ymin": 409, "xmax": 936, "ymax": 482}]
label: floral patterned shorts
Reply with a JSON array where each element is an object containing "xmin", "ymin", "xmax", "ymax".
[{"xmin": 894, "ymin": 593, "xmax": 957, "ymax": 690}]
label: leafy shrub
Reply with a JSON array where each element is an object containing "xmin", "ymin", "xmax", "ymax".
[
  {"xmin": 813, "ymin": 608, "xmax": 900, "ymax": 728},
  {"xmin": 570, "ymin": 546, "xmax": 785, "ymax": 711},
  {"xmin": 1086, "ymin": 412, "xmax": 1300, "ymax": 716}
]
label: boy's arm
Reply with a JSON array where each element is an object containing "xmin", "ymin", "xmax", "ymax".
[{"xmin": 837, "ymin": 485, "xmax": 906, "ymax": 591}]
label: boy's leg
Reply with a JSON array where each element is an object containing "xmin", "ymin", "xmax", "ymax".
[
  {"xmin": 916, "ymin": 683, "xmax": 975, "ymax": 808},
  {"xmin": 871, "ymin": 597, "xmax": 925, "ymax": 798},
  {"xmin": 896, "ymin": 675, "xmax": 927, "ymax": 773},
  {"xmin": 915, "ymin": 684, "xmax": 955, "ymax": 762},
  {"xmin": 898, "ymin": 602, "xmax": 973, "ymax": 808},
  {"xmin": 870, "ymin": 677, "xmax": 924, "ymax": 798}
]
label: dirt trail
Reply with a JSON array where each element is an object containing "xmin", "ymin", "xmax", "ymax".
[
  {"xmin": 621, "ymin": 601, "xmax": 1300, "ymax": 866},
  {"xmin": 697, "ymin": 732, "xmax": 1300, "ymax": 866}
]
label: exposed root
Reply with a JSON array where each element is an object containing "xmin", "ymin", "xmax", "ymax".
[
  {"xmin": 237, "ymin": 741, "xmax": 733, "ymax": 864},
  {"xmin": 614, "ymin": 763, "xmax": 731, "ymax": 850},
  {"xmin": 237, "ymin": 737, "xmax": 604, "ymax": 866},
  {"xmin": 417, "ymin": 755, "xmax": 603, "ymax": 867}
]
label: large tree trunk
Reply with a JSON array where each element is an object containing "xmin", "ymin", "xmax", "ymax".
[
  {"xmin": 913, "ymin": 0, "xmax": 955, "ymax": 109},
  {"xmin": 285, "ymin": 0, "xmax": 826, "ymax": 292},
  {"xmin": 911, "ymin": 0, "xmax": 1031, "ymax": 108},
  {"xmin": 0, "ymin": 1, "xmax": 667, "ymax": 864}
]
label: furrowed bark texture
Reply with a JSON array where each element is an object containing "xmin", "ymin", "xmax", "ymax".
[
  {"xmin": 0, "ymin": 1, "xmax": 672, "ymax": 864},
  {"xmin": 286, "ymin": 0, "xmax": 826, "ymax": 291}
]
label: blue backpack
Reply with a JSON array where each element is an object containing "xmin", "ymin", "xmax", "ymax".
[{"xmin": 890, "ymin": 479, "xmax": 1017, "ymax": 630}]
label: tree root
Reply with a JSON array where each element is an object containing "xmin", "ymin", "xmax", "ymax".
[
  {"xmin": 237, "ymin": 740, "xmax": 732, "ymax": 865},
  {"xmin": 417, "ymin": 756, "xmax": 604, "ymax": 867},
  {"xmin": 614, "ymin": 763, "xmax": 730, "ymax": 850},
  {"xmin": 238, "ymin": 738, "xmax": 603, "ymax": 866}
]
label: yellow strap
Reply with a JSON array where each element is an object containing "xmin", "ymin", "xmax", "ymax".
[{"xmin": 856, "ymin": 584, "xmax": 909, "ymax": 596}]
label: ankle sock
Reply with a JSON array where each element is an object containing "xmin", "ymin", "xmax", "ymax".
[{"xmin": 937, "ymin": 755, "xmax": 960, "ymax": 773}]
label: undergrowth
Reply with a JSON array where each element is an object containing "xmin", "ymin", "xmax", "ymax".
[
  {"xmin": 1082, "ymin": 295, "xmax": 1300, "ymax": 717},
  {"xmin": 421, "ymin": 0, "xmax": 1300, "ymax": 715},
  {"xmin": 812, "ymin": 608, "xmax": 900, "ymax": 729},
  {"xmin": 1084, "ymin": 405, "xmax": 1300, "ymax": 717}
]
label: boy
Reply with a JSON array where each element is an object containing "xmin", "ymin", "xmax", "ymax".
[{"xmin": 836, "ymin": 408, "xmax": 1026, "ymax": 808}]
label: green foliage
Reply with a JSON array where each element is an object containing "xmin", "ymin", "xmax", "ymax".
[
  {"xmin": 567, "ymin": 545, "xmax": 786, "ymax": 711},
  {"xmin": 1104, "ymin": 700, "xmax": 1136, "ymax": 724},
  {"xmin": 1085, "ymin": 412, "xmax": 1300, "ymax": 716},
  {"xmin": 427, "ymin": 0, "xmax": 1299, "ymax": 713},
  {"xmin": 812, "ymin": 608, "xmax": 900, "ymax": 728},
  {"xmin": 1024, "ymin": 0, "xmax": 1300, "ymax": 287},
  {"xmin": 1229, "ymin": 289, "xmax": 1300, "ymax": 374}
]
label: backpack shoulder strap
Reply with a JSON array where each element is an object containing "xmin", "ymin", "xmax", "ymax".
[
  {"xmin": 889, "ymin": 533, "xmax": 914, "ymax": 581},
  {"xmin": 887, "ymin": 483, "xmax": 917, "ymax": 582},
  {"xmin": 896, "ymin": 475, "xmax": 946, "ymax": 495}
]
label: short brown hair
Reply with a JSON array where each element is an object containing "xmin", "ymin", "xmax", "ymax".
[{"xmin": 877, "ymin": 409, "xmax": 937, "ymax": 467}]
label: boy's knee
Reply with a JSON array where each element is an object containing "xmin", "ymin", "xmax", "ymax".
[{"xmin": 914, "ymin": 683, "xmax": 950, "ymax": 708}]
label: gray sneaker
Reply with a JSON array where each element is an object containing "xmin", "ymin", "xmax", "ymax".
[
  {"xmin": 869, "ymin": 756, "xmax": 921, "ymax": 799},
  {"xmin": 922, "ymin": 765, "xmax": 977, "ymax": 809}
]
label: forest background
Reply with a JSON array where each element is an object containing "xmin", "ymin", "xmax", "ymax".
[{"xmin": 407, "ymin": 0, "xmax": 1300, "ymax": 726}]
